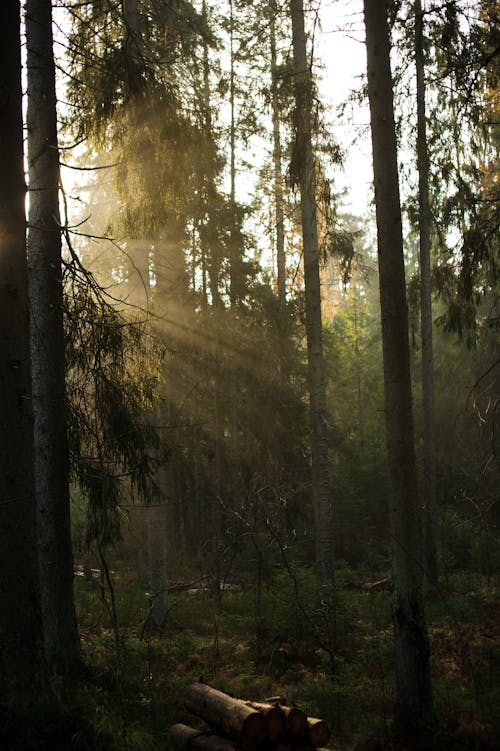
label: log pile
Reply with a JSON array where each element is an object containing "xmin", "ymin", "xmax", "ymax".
[{"xmin": 168, "ymin": 682, "xmax": 331, "ymax": 751}]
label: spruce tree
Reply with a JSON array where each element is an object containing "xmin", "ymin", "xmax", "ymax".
[
  {"xmin": 290, "ymin": 0, "xmax": 334, "ymax": 579},
  {"xmin": 0, "ymin": 0, "xmax": 45, "ymax": 707},
  {"xmin": 26, "ymin": 0, "xmax": 81, "ymax": 672},
  {"xmin": 364, "ymin": 0, "xmax": 434, "ymax": 731}
]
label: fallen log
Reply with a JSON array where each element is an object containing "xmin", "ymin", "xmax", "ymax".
[
  {"xmin": 281, "ymin": 707, "xmax": 307, "ymax": 738},
  {"xmin": 185, "ymin": 683, "xmax": 265, "ymax": 742},
  {"xmin": 245, "ymin": 702, "xmax": 286, "ymax": 742},
  {"xmin": 168, "ymin": 723, "xmax": 236, "ymax": 751},
  {"xmin": 306, "ymin": 718, "xmax": 330, "ymax": 748}
]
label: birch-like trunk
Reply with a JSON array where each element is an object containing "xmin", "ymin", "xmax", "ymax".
[
  {"xmin": 364, "ymin": 0, "xmax": 434, "ymax": 729},
  {"xmin": 26, "ymin": 0, "xmax": 80, "ymax": 672},
  {"xmin": 290, "ymin": 0, "xmax": 334, "ymax": 579}
]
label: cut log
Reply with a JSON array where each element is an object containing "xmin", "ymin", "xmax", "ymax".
[
  {"xmin": 184, "ymin": 683, "xmax": 265, "ymax": 741},
  {"xmin": 246, "ymin": 702, "xmax": 286, "ymax": 741},
  {"xmin": 168, "ymin": 724, "xmax": 236, "ymax": 751},
  {"xmin": 281, "ymin": 707, "xmax": 307, "ymax": 738},
  {"xmin": 307, "ymin": 718, "xmax": 330, "ymax": 747}
]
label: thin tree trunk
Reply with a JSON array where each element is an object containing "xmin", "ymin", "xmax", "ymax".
[
  {"xmin": 353, "ymin": 290, "xmax": 365, "ymax": 447},
  {"xmin": 200, "ymin": 10, "xmax": 226, "ymax": 606},
  {"xmin": 290, "ymin": 0, "xmax": 334, "ymax": 579},
  {"xmin": 415, "ymin": 0, "xmax": 438, "ymax": 588},
  {"xmin": 363, "ymin": 0, "xmax": 434, "ymax": 730},
  {"xmin": 229, "ymin": 0, "xmax": 239, "ymax": 305},
  {"xmin": 201, "ymin": 1, "xmax": 211, "ymax": 315},
  {"xmin": 0, "ymin": 0, "xmax": 45, "ymax": 700},
  {"xmin": 270, "ymin": 2, "xmax": 286, "ymax": 302},
  {"xmin": 227, "ymin": 0, "xmax": 241, "ymax": 497},
  {"xmin": 26, "ymin": 0, "xmax": 80, "ymax": 672},
  {"xmin": 147, "ymin": 499, "xmax": 169, "ymax": 630}
]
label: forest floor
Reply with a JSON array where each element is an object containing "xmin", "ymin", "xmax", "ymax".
[{"xmin": 12, "ymin": 566, "xmax": 500, "ymax": 751}]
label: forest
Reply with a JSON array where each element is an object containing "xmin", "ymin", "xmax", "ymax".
[{"xmin": 0, "ymin": 0, "xmax": 498, "ymax": 750}]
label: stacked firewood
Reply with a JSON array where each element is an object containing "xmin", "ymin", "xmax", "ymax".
[{"xmin": 168, "ymin": 682, "xmax": 331, "ymax": 751}]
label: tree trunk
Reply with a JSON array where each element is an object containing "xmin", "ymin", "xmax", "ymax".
[
  {"xmin": 414, "ymin": 0, "xmax": 438, "ymax": 589},
  {"xmin": 363, "ymin": 0, "xmax": 434, "ymax": 730},
  {"xmin": 270, "ymin": 3, "xmax": 286, "ymax": 302},
  {"xmin": 0, "ymin": 0, "xmax": 45, "ymax": 701},
  {"xmin": 353, "ymin": 290, "xmax": 365, "ymax": 446},
  {"xmin": 184, "ymin": 683, "xmax": 265, "ymax": 741},
  {"xmin": 290, "ymin": 0, "xmax": 334, "ymax": 579},
  {"xmin": 306, "ymin": 718, "xmax": 330, "ymax": 747},
  {"xmin": 147, "ymin": 499, "xmax": 169, "ymax": 630},
  {"xmin": 282, "ymin": 706, "xmax": 307, "ymax": 737},
  {"xmin": 25, "ymin": 0, "xmax": 80, "ymax": 673},
  {"xmin": 246, "ymin": 703, "xmax": 286, "ymax": 741},
  {"xmin": 228, "ymin": 0, "xmax": 241, "ymax": 306}
]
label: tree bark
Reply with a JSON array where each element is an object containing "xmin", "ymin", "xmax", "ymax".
[
  {"xmin": 290, "ymin": 0, "xmax": 334, "ymax": 579},
  {"xmin": 147, "ymin": 499, "xmax": 169, "ymax": 630},
  {"xmin": 306, "ymin": 718, "xmax": 330, "ymax": 747},
  {"xmin": 281, "ymin": 706, "xmax": 307, "ymax": 737},
  {"xmin": 363, "ymin": 0, "xmax": 434, "ymax": 731},
  {"xmin": 246, "ymin": 702, "xmax": 286, "ymax": 741},
  {"xmin": 26, "ymin": 0, "xmax": 80, "ymax": 673},
  {"xmin": 184, "ymin": 683, "xmax": 265, "ymax": 741},
  {"xmin": 414, "ymin": 0, "xmax": 438, "ymax": 589},
  {"xmin": 228, "ymin": 0, "xmax": 241, "ymax": 306},
  {"xmin": 270, "ymin": 3, "xmax": 286, "ymax": 302},
  {"xmin": 0, "ymin": 0, "xmax": 45, "ymax": 701}
]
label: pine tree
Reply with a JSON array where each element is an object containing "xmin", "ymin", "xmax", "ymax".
[
  {"xmin": 364, "ymin": 0, "xmax": 434, "ymax": 730},
  {"xmin": 26, "ymin": 0, "xmax": 81, "ymax": 672},
  {"xmin": 0, "ymin": 0, "xmax": 45, "ymax": 705},
  {"xmin": 290, "ymin": 0, "xmax": 334, "ymax": 579},
  {"xmin": 413, "ymin": 0, "xmax": 438, "ymax": 589}
]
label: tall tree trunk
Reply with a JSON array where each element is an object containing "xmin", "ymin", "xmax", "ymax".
[
  {"xmin": 26, "ymin": 0, "xmax": 80, "ymax": 673},
  {"xmin": 290, "ymin": 0, "xmax": 334, "ymax": 579},
  {"xmin": 228, "ymin": 0, "xmax": 240, "ymax": 306},
  {"xmin": 415, "ymin": 0, "xmax": 438, "ymax": 589},
  {"xmin": 363, "ymin": 0, "xmax": 434, "ymax": 730},
  {"xmin": 0, "ymin": 0, "xmax": 45, "ymax": 701},
  {"xmin": 270, "ymin": 2, "xmax": 286, "ymax": 302},
  {"xmin": 200, "ymin": 6, "xmax": 226, "ymax": 601},
  {"xmin": 353, "ymin": 290, "xmax": 365, "ymax": 447}
]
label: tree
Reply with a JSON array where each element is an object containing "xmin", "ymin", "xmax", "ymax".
[
  {"xmin": 290, "ymin": 0, "xmax": 334, "ymax": 579},
  {"xmin": 418, "ymin": 0, "xmax": 499, "ymax": 342},
  {"xmin": 0, "ymin": 0, "xmax": 44, "ymax": 708},
  {"xmin": 414, "ymin": 0, "xmax": 438, "ymax": 588},
  {"xmin": 364, "ymin": 0, "xmax": 434, "ymax": 731},
  {"xmin": 270, "ymin": 0, "xmax": 287, "ymax": 303},
  {"xmin": 26, "ymin": 0, "xmax": 81, "ymax": 672}
]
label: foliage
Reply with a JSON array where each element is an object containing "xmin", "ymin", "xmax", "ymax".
[
  {"xmin": 395, "ymin": 0, "xmax": 500, "ymax": 344},
  {"xmin": 64, "ymin": 257, "xmax": 165, "ymax": 550},
  {"xmin": 7, "ymin": 0, "xmax": 499, "ymax": 747},
  {"xmin": 57, "ymin": 556, "xmax": 500, "ymax": 751}
]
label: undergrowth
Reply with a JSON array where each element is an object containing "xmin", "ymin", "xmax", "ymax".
[{"xmin": 13, "ymin": 564, "xmax": 498, "ymax": 751}]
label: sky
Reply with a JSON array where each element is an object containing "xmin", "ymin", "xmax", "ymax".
[
  {"xmin": 54, "ymin": 0, "xmax": 376, "ymax": 253},
  {"xmin": 316, "ymin": 0, "xmax": 373, "ymax": 218}
]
